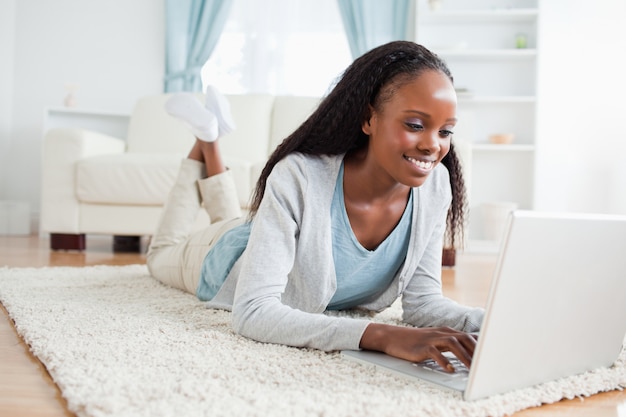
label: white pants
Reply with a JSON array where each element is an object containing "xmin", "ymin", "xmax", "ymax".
[{"xmin": 147, "ymin": 159, "xmax": 243, "ymax": 295}]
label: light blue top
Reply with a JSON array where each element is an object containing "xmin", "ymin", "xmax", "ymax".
[
  {"xmin": 197, "ymin": 221, "xmax": 251, "ymax": 302},
  {"xmin": 197, "ymin": 163, "xmax": 412, "ymax": 309},
  {"xmin": 327, "ymin": 163, "xmax": 412, "ymax": 310}
]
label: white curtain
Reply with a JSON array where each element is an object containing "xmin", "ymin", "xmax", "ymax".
[{"xmin": 201, "ymin": 0, "xmax": 352, "ymax": 96}]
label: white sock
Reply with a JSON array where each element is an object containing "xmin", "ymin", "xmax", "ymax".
[
  {"xmin": 164, "ymin": 93, "xmax": 219, "ymax": 142},
  {"xmin": 204, "ymin": 85, "xmax": 236, "ymax": 137}
]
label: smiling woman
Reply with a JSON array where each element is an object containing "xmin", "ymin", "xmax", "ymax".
[
  {"xmin": 201, "ymin": 0, "xmax": 352, "ymax": 96},
  {"xmin": 146, "ymin": 41, "xmax": 483, "ymax": 375}
]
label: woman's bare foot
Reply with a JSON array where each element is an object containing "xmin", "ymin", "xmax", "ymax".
[{"xmin": 186, "ymin": 139, "xmax": 226, "ymax": 177}]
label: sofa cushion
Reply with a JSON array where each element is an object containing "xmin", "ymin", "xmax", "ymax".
[
  {"xmin": 126, "ymin": 94, "xmax": 277, "ymax": 165},
  {"xmin": 76, "ymin": 154, "xmax": 183, "ymax": 205},
  {"xmin": 218, "ymin": 94, "xmax": 275, "ymax": 163},
  {"xmin": 126, "ymin": 95, "xmax": 197, "ymax": 154},
  {"xmin": 77, "ymin": 153, "xmax": 257, "ymax": 208},
  {"xmin": 269, "ymin": 96, "xmax": 320, "ymax": 150}
]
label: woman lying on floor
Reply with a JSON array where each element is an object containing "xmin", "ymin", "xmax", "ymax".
[{"xmin": 147, "ymin": 41, "xmax": 484, "ymax": 373}]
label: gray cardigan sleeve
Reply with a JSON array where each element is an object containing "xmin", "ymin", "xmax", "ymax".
[
  {"xmin": 401, "ymin": 185, "xmax": 484, "ymax": 332},
  {"xmin": 231, "ymin": 155, "xmax": 370, "ymax": 351}
]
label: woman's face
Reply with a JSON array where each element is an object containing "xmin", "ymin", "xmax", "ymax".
[{"xmin": 362, "ymin": 70, "xmax": 457, "ymax": 188}]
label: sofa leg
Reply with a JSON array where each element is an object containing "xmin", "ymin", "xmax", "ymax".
[
  {"xmin": 442, "ymin": 248, "xmax": 456, "ymax": 267},
  {"xmin": 50, "ymin": 233, "xmax": 86, "ymax": 251},
  {"xmin": 113, "ymin": 235, "xmax": 141, "ymax": 253}
]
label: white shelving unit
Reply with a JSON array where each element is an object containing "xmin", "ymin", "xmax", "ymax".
[
  {"xmin": 415, "ymin": 0, "xmax": 539, "ymax": 250},
  {"xmin": 43, "ymin": 107, "xmax": 131, "ymax": 140}
]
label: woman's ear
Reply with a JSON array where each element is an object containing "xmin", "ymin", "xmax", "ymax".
[{"xmin": 361, "ymin": 105, "xmax": 375, "ymax": 135}]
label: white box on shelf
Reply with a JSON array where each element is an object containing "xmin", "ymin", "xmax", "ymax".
[{"xmin": 0, "ymin": 201, "xmax": 31, "ymax": 236}]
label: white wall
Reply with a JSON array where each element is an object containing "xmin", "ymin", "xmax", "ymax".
[
  {"xmin": 1, "ymin": 0, "xmax": 164, "ymax": 229},
  {"xmin": 535, "ymin": 0, "xmax": 626, "ymax": 214},
  {"xmin": 0, "ymin": 0, "xmax": 16, "ymax": 198}
]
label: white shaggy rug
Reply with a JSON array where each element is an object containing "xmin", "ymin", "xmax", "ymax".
[{"xmin": 0, "ymin": 265, "xmax": 624, "ymax": 417}]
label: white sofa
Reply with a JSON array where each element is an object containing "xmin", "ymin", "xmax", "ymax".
[{"xmin": 40, "ymin": 94, "xmax": 321, "ymax": 251}]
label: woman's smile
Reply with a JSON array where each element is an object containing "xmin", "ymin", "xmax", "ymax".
[{"xmin": 404, "ymin": 155, "xmax": 436, "ymax": 174}]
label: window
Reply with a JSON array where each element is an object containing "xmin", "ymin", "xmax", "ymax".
[{"xmin": 201, "ymin": 0, "xmax": 352, "ymax": 97}]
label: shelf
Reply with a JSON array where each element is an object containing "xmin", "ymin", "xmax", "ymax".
[
  {"xmin": 457, "ymin": 96, "xmax": 536, "ymax": 104},
  {"xmin": 43, "ymin": 107, "xmax": 131, "ymax": 139},
  {"xmin": 434, "ymin": 49, "xmax": 537, "ymax": 58},
  {"xmin": 471, "ymin": 144, "xmax": 535, "ymax": 152},
  {"xmin": 46, "ymin": 106, "xmax": 130, "ymax": 118},
  {"xmin": 423, "ymin": 8, "xmax": 539, "ymax": 23}
]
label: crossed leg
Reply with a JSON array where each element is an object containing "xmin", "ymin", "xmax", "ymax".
[{"xmin": 147, "ymin": 90, "xmax": 242, "ymax": 295}]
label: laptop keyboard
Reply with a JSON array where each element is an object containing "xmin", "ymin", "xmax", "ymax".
[{"xmin": 414, "ymin": 357, "xmax": 470, "ymax": 379}]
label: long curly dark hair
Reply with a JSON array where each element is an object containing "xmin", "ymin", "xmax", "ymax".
[{"xmin": 249, "ymin": 41, "xmax": 467, "ymax": 249}]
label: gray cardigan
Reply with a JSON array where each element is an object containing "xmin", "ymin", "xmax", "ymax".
[{"xmin": 207, "ymin": 153, "xmax": 484, "ymax": 351}]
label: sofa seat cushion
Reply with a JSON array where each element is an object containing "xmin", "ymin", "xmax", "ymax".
[{"xmin": 76, "ymin": 154, "xmax": 184, "ymax": 205}]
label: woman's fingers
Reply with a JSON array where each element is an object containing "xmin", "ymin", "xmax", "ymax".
[
  {"xmin": 452, "ymin": 331, "xmax": 477, "ymax": 368},
  {"xmin": 426, "ymin": 328, "xmax": 477, "ymax": 371},
  {"xmin": 422, "ymin": 344, "xmax": 457, "ymax": 372}
]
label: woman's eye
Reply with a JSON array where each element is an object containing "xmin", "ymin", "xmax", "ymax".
[
  {"xmin": 406, "ymin": 122, "xmax": 424, "ymax": 131},
  {"xmin": 439, "ymin": 129, "xmax": 454, "ymax": 138}
]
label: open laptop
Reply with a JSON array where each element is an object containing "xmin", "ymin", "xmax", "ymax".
[{"xmin": 342, "ymin": 210, "xmax": 626, "ymax": 401}]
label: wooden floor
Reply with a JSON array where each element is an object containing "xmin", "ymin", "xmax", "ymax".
[{"xmin": 0, "ymin": 235, "xmax": 624, "ymax": 416}]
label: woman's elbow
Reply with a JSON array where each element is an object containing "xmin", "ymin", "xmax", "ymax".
[{"xmin": 230, "ymin": 301, "xmax": 250, "ymax": 336}]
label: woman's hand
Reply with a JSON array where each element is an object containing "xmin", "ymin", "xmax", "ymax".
[{"xmin": 359, "ymin": 323, "xmax": 477, "ymax": 372}]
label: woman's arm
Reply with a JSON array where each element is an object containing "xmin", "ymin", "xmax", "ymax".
[
  {"xmin": 360, "ymin": 323, "xmax": 477, "ymax": 371},
  {"xmin": 401, "ymin": 206, "xmax": 484, "ymax": 333},
  {"xmin": 231, "ymin": 155, "xmax": 370, "ymax": 351}
]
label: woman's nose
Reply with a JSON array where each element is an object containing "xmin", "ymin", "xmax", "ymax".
[{"xmin": 417, "ymin": 130, "xmax": 440, "ymax": 154}]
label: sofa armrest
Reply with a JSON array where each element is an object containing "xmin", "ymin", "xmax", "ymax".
[{"xmin": 40, "ymin": 127, "xmax": 126, "ymax": 233}]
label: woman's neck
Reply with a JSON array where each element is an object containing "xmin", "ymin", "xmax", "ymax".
[
  {"xmin": 343, "ymin": 148, "xmax": 411, "ymax": 205},
  {"xmin": 341, "ymin": 149, "xmax": 412, "ymax": 251}
]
